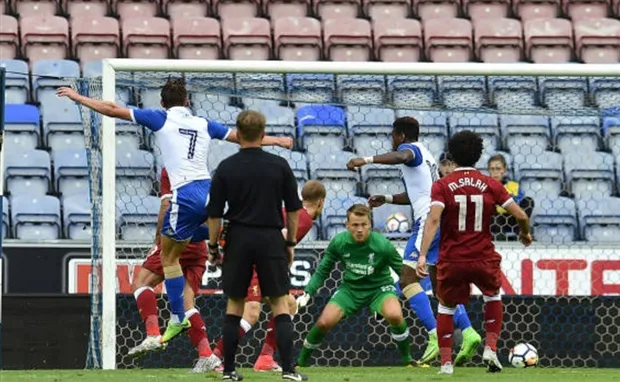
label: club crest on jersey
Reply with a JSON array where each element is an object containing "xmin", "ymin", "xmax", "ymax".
[{"xmin": 368, "ymin": 253, "xmax": 375, "ymax": 264}]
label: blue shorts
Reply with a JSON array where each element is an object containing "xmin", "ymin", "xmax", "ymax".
[
  {"xmin": 161, "ymin": 179, "xmax": 210, "ymax": 242},
  {"xmin": 403, "ymin": 217, "xmax": 440, "ymax": 266}
]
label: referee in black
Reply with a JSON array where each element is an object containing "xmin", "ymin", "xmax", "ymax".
[{"xmin": 207, "ymin": 110, "xmax": 307, "ymax": 382}]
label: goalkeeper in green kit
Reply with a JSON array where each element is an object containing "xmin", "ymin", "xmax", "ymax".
[{"xmin": 296, "ymin": 204, "xmax": 414, "ymax": 367}]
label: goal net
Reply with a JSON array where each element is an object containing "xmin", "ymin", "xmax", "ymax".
[{"xmin": 73, "ymin": 60, "xmax": 620, "ymax": 370}]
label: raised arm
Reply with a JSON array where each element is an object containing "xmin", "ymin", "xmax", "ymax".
[
  {"xmin": 57, "ymin": 87, "xmax": 132, "ymax": 121},
  {"xmin": 226, "ymin": 129, "xmax": 292, "ymax": 149},
  {"xmin": 347, "ymin": 150, "xmax": 414, "ymax": 171},
  {"xmin": 368, "ymin": 192, "xmax": 411, "ymax": 208}
]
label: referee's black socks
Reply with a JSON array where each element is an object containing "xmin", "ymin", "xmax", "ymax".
[
  {"xmin": 274, "ymin": 314, "xmax": 295, "ymax": 372},
  {"xmin": 223, "ymin": 314, "xmax": 242, "ymax": 372}
]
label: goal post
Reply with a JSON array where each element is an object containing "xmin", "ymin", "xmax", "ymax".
[{"xmin": 84, "ymin": 59, "xmax": 620, "ymax": 370}]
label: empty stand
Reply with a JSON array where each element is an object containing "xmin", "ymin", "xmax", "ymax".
[
  {"xmin": 524, "ymin": 18, "xmax": 573, "ymax": 63},
  {"xmin": 539, "ymin": 76, "xmax": 587, "ymax": 110},
  {"xmin": 450, "ymin": 112, "xmax": 500, "ymax": 155},
  {"xmin": 438, "ymin": 76, "xmax": 486, "ymax": 108},
  {"xmin": 255, "ymin": 103, "xmax": 296, "ymax": 136},
  {"xmin": 348, "ymin": 106, "xmax": 395, "ymax": 157},
  {"xmin": 163, "ymin": 0, "xmax": 210, "ymax": 21},
  {"xmin": 574, "ymin": 18, "xmax": 620, "ymax": 64},
  {"xmin": 122, "ymin": 18, "xmax": 170, "ymax": 59},
  {"xmin": 32, "ymin": 59, "xmax": 80, "ymax": 105},
  {"xmin": 63, "ymin": 194, "xmax": 92, "ymax": 240},
  {"xmin": 207, "ymin": 140, "xmax": 239, "ymax": 174},
  {"xmin": 474, "ymin": 18, "xmax": 523, "ymax": 63},
  {"xmin": 62, "ymin": 0, "xmax": 109, "ymax": 20},
  {"xmin": 53, "ymin": 149, "xmax": 90, "ymax": 197},
  {"xmin": 424, "ymin": 18, "xmax": 472, "ymax": 62},
  {"xmin": 414, "ymin": 0, "xmax": 459, "ymax": 19},
  {"xmin": 20, "ymin": 16, "xmax": 70, "ymax": 64},
  {"xmin": 274, "ymin": 17, "xmax": 322, "ymax": 61},
  {"xmin": 309, "ymin": 151, "xmax": 359, "ymax": 200},
  {"xmin": 116, "ymin": 150, "xmax": 155, "ymax": 197},
  {"xmin": 0, "ymin": 59, "xmax": 30, "ymax": 103},
  {"xmin": 388, "ymin": 76, "xmax": 436, "ymax": 108},
  {"xmin": 323, "ymin": 18, "xmax": 372, "ymax": 61},
  {"xmin": 551, "ymin": 115, "xmax": 600, "ymax": 154},
  {"xmin": 577, "ymin": 197, "xmax": 620, "ymax": 242},
  {"xmin": 3, "ymin": 149, "xmax": 51, "ymax": 196},
  {"xmin": 464, "ymin": 0, "xmax": 510, "ymax": 20},
  {"xmin": 297, "ymin": 104, "xmax": 347, "ymax": 154},
  {"xmin": 500, "ymin": 115, "xmax": 551, "ymax": 158},
  {"xmin": 286, "ymin": 74, "xmax": 336, "ymax": 103},
  {"xmin": 113, "ymin": 0, "xmax": 159, "ymax": 21},
  {"xmin": 173, "ymin": 17, "xmax": 221, "ymax": 60},
  {"xmin": 314, "ymin": 0, "xmax": 361, "ymax": 19},
  {"xmin": 11, "ymin": 195, "xmax": 61, "ymax": 240},
  {"xmin": 373, "ymin": 18, "xmax": 422, "ymax": 62},
  {"xmin": 222, "ymin": 17, "xmax": 271, "ymax": 60},
  {"xmin": 116, "ymin": 195, "xmax": 160, "ymax": 240},
  {"xmin": 362, "ymin": 163, "xmax": 403, "ymax": 195},
  {"xmin": 514, "ymin": 151, "xmax": 564, "ymax": 198},
  {"xmin": 565, "ymin": 152, "xmax": 614, "ymax": 199},
  {"xmin": 14, "ymin": 0, "xmax": 58, "ymax": 18},
  {"xmin": 72, "ymin": 17, "xmax": 120, "ymax": 66},
  {"xmin": 364, "ymin": 0, "xmax": 410, "ymax": 20},
  {"xmin": 337, "ymin": 75, "xmax": 385, "ymax": 105},
  {"xmin": 264, "ymin": 0, "xmax": 310, "ymax": 19},
  {"xmin": 42, "ymin": 97, "xmax": 85, "ymax": 151},
  {"xmin": 514, "ymin": 0, "xmax": 560, "ymax": 21},
  {"xmin": 215, "ymin": 0, "xmax": 260, "ymax": 19},
  {"xmin": 488, "ymin": 76, "xmax": 538, "ymax": 110},
  {"xmin": 0, "ymin": 15, "xmax": 18, "ymax": 59},
  {"xmin": 3, "ymin": 104, "xmax": 40, "ymax": 150},
  {"xmin": 533, "ymin": 197, "xmax": 577, "ymax": 243},
  {"xmin": 563, "ymin": 0, "xmax": 609, "ymax": 20}
]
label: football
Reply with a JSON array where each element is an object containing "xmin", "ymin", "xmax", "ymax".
[
  {"xmin": 385, "ymin": 212, "xmax": 410, "ymax": 233},
  {"xmin": 509, "ymin": 343, "xmax": 539, "ymax": 368}
]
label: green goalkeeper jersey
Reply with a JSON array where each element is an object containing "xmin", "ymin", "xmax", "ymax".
[{"xmin": 304, "ymin": 231, "xmax": 403, "ymax": 296}]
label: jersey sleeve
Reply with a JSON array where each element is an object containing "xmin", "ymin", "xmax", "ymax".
[
  {"xmin": 296, "ymin": 209, "xmax": 314, "ymax": 242},
  {"xmin": 430, "ymin": 181, "xmax": 447, "ymax": 208},
  {"xmin": 397, "ymin": 143, "xmax": 424, "ymax": 167},
  {"xmin": 206, "ymin": 119, "xmax": 231, "ymax": 140},
  {"xmin": 130, "ymin": 109, "xmax": 167, "ymax": 132},
  {"xmin": 491, "ymin": 178, "xmax": 515, "ymax": 209},
  {"xmin": 304, "ymin": 238, "xmax": 339, "ymax": 296},
  {"xmin": 159, "ymin": 168, "xmax": 172, "ymax": 200}
]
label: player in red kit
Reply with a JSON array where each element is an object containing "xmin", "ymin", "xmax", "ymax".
[
  {"xmin": 416, "ymin": 131, "xmax": 532, "ymax": 375},
  {"xmin": 129, "ymin": 168, "xmax": 220, "ymax": 373},
  {"xmin": 208, "ymin": 180, "xmax": 326, "ymax": 373}
]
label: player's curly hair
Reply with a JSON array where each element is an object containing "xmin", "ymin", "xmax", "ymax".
[
  {"xmin": 160, "ymin": 77, "xmax": 187, "ymax": 109},
  {"xmin": 447, "ymin": 130, "xmax": 484, "ymax": 168},
  {"xmin": 393, "ymin": 117, "xmax": 420, "ymax": 142}
]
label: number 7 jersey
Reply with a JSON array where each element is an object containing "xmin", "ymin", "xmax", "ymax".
[{"xmin": 430, "ymin": 167, "xmax": 514, "ymax": 263}]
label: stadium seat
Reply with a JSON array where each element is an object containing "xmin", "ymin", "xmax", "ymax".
[
  {"xmin": 2, "ymin": 196, "xmax": 8, "ymax": 239},
  {"xmin": 236, "ymin": 73, "xmax": 285, "ymax": 102},
  {"xmin": 474, "ymin": 18, "xmax": 523, "ymax": 63},
  {"xmin": 614, "ymin": 0, "xmax": 620, "ymax": 15},
  {"xmin": 173, "ymin": 17, "xmax": 221, "ymax": 60},
  {"xmin": 310, "ymin": 151, "xmax": 359, "ymax": 199},
  {"xmin": 222, "ymin": 18, "xmax": 271, "ymax": 60},
  {"xmin": 591, "ymin": 78, "xmax": 620, "ymax": 110},
  {"xmin": 563, "ymin": 0, "xmax": 609, "ymax": 20},
  {"xmin": 82, "ymin": 60, "xmax": 130, "ymax": 105},
  {"xmin": 387, "ymin": 76, "xmax": 436, "ymax": 108},
  {"xmin": 11, "ymin": 195, "xmax": 61, "ymax": 240},
  {"xmin": 72, "ymin": 17, "xmax": 120, "ymax": 66},
  {"xmin": 551, "ymin": 116, "xmax": 600, "ymax": 154},
  {"xmin": 32, "ymin": 59, "xmax": 80, "ymax": 105},
  {"xmin": 163, "ymin": 0, "xmax": 209, "ymax": 21},
  {"xmin": 265, "ymin": 147, "xmax": 309, "ymax": 182},
  {"xmin": 0, "ymin": 0, "xmax": 6, "ymax": 14},
  {"xmin": 450, "ymin": 112, "xmax": 500, "ymax": 155},
  {"xmin": 63, "ymin": 193, "xmax": 92, "ymax": 240},
  {"xmin": 3, "ymin": 149, "xmax": 51, "ymax": 196},
  {"xmin": 532, "ymin": 197, "xmax": 577, "ymax": 243},
  {"xmin": 255, "ymin": 103, "xmax": 296, "ymax": 136},
  {"xmin": 273, "ymin": 17, "xmax": 322, "ymax": 61},
  {"xmin": 348, "ymin": 106, "xmax": 395, "ymax": 157},
  {"xmin": 423, "ymin": 18, "xmax": 473, "ymax": 62},
  {"xmin": 565, "ymin": 151, "xmax": 614, "ymax": 199},
  {"xmin": 362, "ymin": 163, "xmax": 403, "ymax": 196},
  {"xmin": 3, "ymin": 104, "xmax": 40, "ymax": 151},
  {"xmin": 0, "ymin": 15, "xmax": 18, "ymax": 59},
  {"xmin": 337, "ymin": 75, "xmax": 385, "ymax": 106},
  {"xmin": 576, "ymin": 197, "xmax": 620, "ymax": 242},
  {"xmin": 398, "ymin": 109, "xmax": 448, "ymax": 158},
  {"xmin": 414, "ymin": 0, "xmax": 459, "ymax": 20},
  {"xmin": 113, "ymin": 0, "xmax": 159, "ymax": 21},
  {"xmin": 513, "ymin": 0, "xmax": 560, "ymax": 20},
  {"xmin": 122, "ymin": 18, "xmax": 171, "ymax": 59},
  {"xmin": 539, "ymin": 76, "xmax": 588, "ymax": 110},
  {"xmin": 323, "ymin": 18, "xmax": 372, "ymax": 62},
  {"xmin": 364, "ymin": 0, "xmax": 410, "ymax": 19},
  {"xmin": 524, "ymin": 18, "xmax": 573, "ymax": 63},
  {"xmin": 297, "ymin": 104, "xmax": 346, "ymax": 154},
  {"xmin": 116, "ymin": 195, "xmax": 160, "ymax": 241},
  {"xmin": 605, "ymin": 115, "xmax": 620, "ymax": 155},
  {"xmin": 464, "ymin": 0, "xmax": 510, "ymax": 19},
  {"xmin": 215, "ymin": 0, "xmax": 260, "ymax": 19},
  {"xmin": 0, "ymin": 60, "xmax": 30, "ymax": 104},
  {"xmin": 53, "ymin": 149, "xmax": 90, "ymax": 197},
  {"xmin": 574, "ymin": 18, "xmax": 620, "ymax": 64},
  {"xmin": 62, "ymin": 0, "xmax": 109, "ymax": 20},
  {"xmin": 20, "ymin": 16, "xmax": 70, "ymax": 65},
  {"xmin": 372, "ymin": 203, "xmax": 413, "ymax": 240},
  {"xmin": 372, "ymin": 18, "xmax": 422, "ymax": 62},
  {"xmin": 264, "ymin": 0, "xmax": 309, "ymax": 18},
  {"xmin": 207, "ymin": 140, "xmax": 239, "ymax": 174},
  {"xmin": 322, "ymin": 195, "xmax": 367, "ymax": 238},
  {"xmin": 42, "ymin": 97, "xmax": 84, "ymax": 151},
  {"xmin": 500, "ymin": 115, "xmax": 550, "ymax": 158},
  {"xmin": 286, "ymin": 74, "xmax": 336, "ymax": 103},
  {"xmin": 14, "ymin": 0, "xmax": 58, "ymax": 17},
  {"xmin": 488, "ymin": 76, "xmax": 538, "ymax": 110},
  {"xmin": 514, "ymin": 151, "xmax": 564, "ymax": 198},
  {"xmin": 313, "ymin": 0, "xmax": 361, "ymax": 19},
  {"xmin": 438, "ymin": 76, "xmax": 486, "ymax": 109},
  {"xmin": 476, "ymin": 150, "xmax": 511, "ymax": 175},
  {"xmin": 195, "ymin": 101, "xmax": 242, "ymax": 126},
  {"xmin": 116, "ymin": 150, "xmax": 154, "ymax": 197}
]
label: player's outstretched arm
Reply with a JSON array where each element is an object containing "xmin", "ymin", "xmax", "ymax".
[
  {"xmin": 504, "ymin": 202, "xmax": 532, "ymax": 246},
  {"xmin": 368, "ymin": 192, "xmax": 410, "ymax": 208},
  {"xmin": 225, "ymin": 130, "xmax": 292, "ymax": 149},
  {"xmin": 347, "ymin": 150, "xmax": 414, "ymax": 171},
  {"xmin": 417, "ymin": 204, "xmax": 443, "ymax": 279},
  {"xmin": 56, "ymin": 87, "xmax": 133, "ymax": 121}
]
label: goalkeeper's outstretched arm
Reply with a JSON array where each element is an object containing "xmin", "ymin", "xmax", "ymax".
[{"xmin": 57, "ymin": 87, "xmax": 133, "ymax": 121}]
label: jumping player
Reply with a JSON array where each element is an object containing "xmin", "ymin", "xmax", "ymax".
[
  {"xmin": 57, "ymin": 80, "xmax": 291, "ymax": 344},
  {"xmin": 208, "ymin": 180, "xmax": 326, "ymax": 372},
  {"xmin": 416, "ymin": 130, "xmax": 532, "ymax": 375},
  {"xmin": 347, "ymin": 117, "xmax": 480, "ymax": 365},
  {"xmin": 129, "ymin": 168, "xmax": 220, "ymax": 373}
]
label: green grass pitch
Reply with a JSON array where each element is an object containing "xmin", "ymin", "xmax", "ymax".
[{"xmin": 1, "ymin": 367, "xmax": 619, "ymax": 382}]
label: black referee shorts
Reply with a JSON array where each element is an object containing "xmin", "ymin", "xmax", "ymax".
[{"xmin": 222, "ymin": 224, "xmax": 290, "ymax": 299}]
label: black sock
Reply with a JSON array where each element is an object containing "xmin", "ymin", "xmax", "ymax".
[
  {"xmin": 274, "ymin": 314, "xmax": 294, "ymax": 373},
  {"xmin": 223, "ymin": 314, "xmax": 242, "ymax": 372}
]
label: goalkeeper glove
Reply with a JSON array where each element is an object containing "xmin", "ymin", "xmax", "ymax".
[{"xmin": 296, "ymin": 292, "xmax": 311, "ymax": 309}]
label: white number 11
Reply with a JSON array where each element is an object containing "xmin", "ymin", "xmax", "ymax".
[{"xmin": 454, "ymin": 195, "xmax": 483, "ymax": 232}]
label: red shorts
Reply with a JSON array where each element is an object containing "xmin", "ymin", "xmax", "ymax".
[
  {"xmin": 436, "ymin": 257, "xmax": 502, "ymax": 305},
  {"xmin": 141, "ymin": 246, "xmax": 207, "ymax": 294},
  {"xmin": 246, "ymin": 268, "xmax": 262, "ymax": 303}
]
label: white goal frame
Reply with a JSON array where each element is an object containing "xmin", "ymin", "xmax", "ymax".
[{"xmin": 99, "ymin": 59, "xmax": 620, "ymax": 369}]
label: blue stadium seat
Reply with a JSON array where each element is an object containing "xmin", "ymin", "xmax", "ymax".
[
  {"xmin": 286, "ymin": 74, "xmax": 335, "ymax": 104},
  {"xmin": 3, "ymin": 149, "xmax": 51, "ymax": 196},
  {"xmin": 438, "ymin": 76, "xmax": 486, "ymax": 109},
  {"xmin": 514, "ymin": 151, "xmax": 564, "ymax": 198},
  {"xmin": 589, "ymin": 77, "xmax": 620, "ymax": 110},
  {"xmin": 52, "ymin": 149, "xmax": 89, "ymax": 196},
  {"xmin": 476, "ymin": 151, "xmax": 512, "ymax": 177},
  {"xmin": 488, "ymin": 76, "xmax": 538, "ymax": 110},
  {"xmin": 362, "ymin": 164, "xmax": 403, "ymax": 196},
  {"xmin": 450, "ymin": 112, "xmax": 500, "ymax": 155},
  {"xmin": 532, "ymin": 197, "xmax": 577, "ymax": 244},
  {"xmin": 576, "ymin": 197, "xmax": 620, "ymax": 242},
  {"xmin": 539, "ymin": 76, "xmax": 588, "ymax": 110},
  {"xmin": 564, "ymin": 152, "xmax": 614, "ymax": 199},
  {"xmin": 322, "ymin": 196, "xmax": 368, "ymax": 239},
  {"xmin": 264, "ymin": 147, "xmax": 308, "ymax": 183},
  {"xmin": 42, "ymin": 97, "xmax": 84, "ymax": 150},
  {"xmin": 116, "ymin": 150, "xmax": 155, "ymax": 197},
  {"xmin": 387, "ymin": 75, "xmax": 436, "ymax": 109},
  {"xmin": 116, "ymin": 117, "xmax": 143, "ymax": 152},
  {"xmin": 398, "ymin": 109, "xmax": 448, "ymax": 158},
  {"xmin": 11, "ymin": 195, "xmax": 61, "ymax": 240},
  {"xmin": 255, "ymin": 102, "xmax": 295, "ymax": 137},
  {"xmin": 2, "ymin": 196, "xmax": 8, "ymax": 239},
  {"xmin": 348, "ymin": 106, "xmax": 394, "ymax": 157},
  {"xmin": 372, "ymin": 203, "xmax": 413, "ymax": 240},
  {"xmin": 297, "ymin": 105, "xmax": 346, "ymax": 155},
  {"xmin": 309, "ymin": 151, "xmax": 358, "ymax": 199},
  {"xmin": 3, "ymin": 104, "xmax": 40, "ymax": 150},
  {"xmin": 337, "ymin": 75, "xmax": 385, "ymax": 106},
  {"xmin": 603, "ymin": 115, "xmax": 620, "ymax": 156},
  {"xmin": 207, "ymin": 140, "xmax": 239, "ymax": 175},
  {"xmin": 551, "ymin": 116, "xmax": 600, "ymax": 154},
  {"xmin": 83, "ymin": 61, "xmax": 131, "ymax": 105},
  {"xmin": 0, "ymin": 59, "xmax": 30, "ymax": 103},
  {"xmin": 236, "ymin": 73, "xmax": 285, "ymax": 102},
  {"xmin": 500, "ymin": 115, "xmax": 550, "ymax": 158},
  {"xmin": 116, "ymin": 195, "xmax": 160, "ymax": 241},
  {"xmin": 32, "ymin": 60, "xmax": 80, "ymax": 106},
  {"xmin": 63, "ymin": 193, "xmax": 91, "ymax": 240}
]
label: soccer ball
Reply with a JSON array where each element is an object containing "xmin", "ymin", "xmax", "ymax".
[
  {"xmin": 508, "ymin": 343, "xmax": 539, "ymax": 368},
  {"xmin": 385, "ymin": 212, "xmax": 410, "ymax": 233}
]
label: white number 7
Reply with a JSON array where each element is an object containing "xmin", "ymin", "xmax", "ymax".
[{"xmin": 454, "ymin": 195, "xmax": 483, "ymax": 232}]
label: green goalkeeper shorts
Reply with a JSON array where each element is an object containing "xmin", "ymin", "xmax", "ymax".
[{"xmin": 328, "ymin": 284, "xmax": 398, "ymax": 317}]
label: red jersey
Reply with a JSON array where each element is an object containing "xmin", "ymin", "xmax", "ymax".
[
  {"xmin": 160, "ymin": 168, "xmax": 207, "ymax": 259},
  {"xmin": 281, "ymin": 207, "xmax": 315, "ymax": 242},
  {"xmin": 431, "ymin": 167, "xmax": 513, "ymax": 263}
]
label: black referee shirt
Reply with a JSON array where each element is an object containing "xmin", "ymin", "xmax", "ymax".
[{"xmin": 207, "ymin": 147, "xmax": 303, "ymax": 228}]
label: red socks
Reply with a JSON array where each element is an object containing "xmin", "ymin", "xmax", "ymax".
[
  {"xmin": 484, "ymin": 300, "xmax": 503, "ymax": 351},
  {"xmin": 135, "ymin": 287, "xmax": 160, "ymax": 336},
  {"xmin": 213, "ymin": 320, "xmax": 251, "ymax": 360},
  {"xmin": 259, "ymin": 316, "xmax": 277, "ymax": 357},
  {"xmin": 437, "ymin": 312, "xmax": 455, "ymax": 366},
  {"xmin": 186, "ymin": 308, "xmax": 212, "ymax": 357}
]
